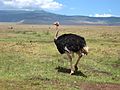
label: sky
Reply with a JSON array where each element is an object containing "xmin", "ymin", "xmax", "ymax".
[{"xmin": 0, "ymin": 0, "xmax": 120, "ymax": 17}]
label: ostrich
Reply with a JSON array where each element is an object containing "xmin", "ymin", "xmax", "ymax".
[{"xmin": 53, "ymin": 22, "xmax": 89, "ymax": 75}]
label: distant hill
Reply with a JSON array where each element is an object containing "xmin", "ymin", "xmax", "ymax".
[{"xmin": 0, "ymin": 10, "xmax": 120, "ymax": 25}]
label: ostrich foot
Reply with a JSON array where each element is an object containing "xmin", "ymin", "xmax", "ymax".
[{"xmin": 70, "ymin": 70, "xmax": 74, "ymax": 75}]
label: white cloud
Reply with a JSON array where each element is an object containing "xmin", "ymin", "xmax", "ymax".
[
  {"xmin": 1, "ymin": 0, "xmax": 63, "ymax": 10},
  {"xmin": 94, "ymin": 14, "xmax": 113, "ymax": 17},
  {"xmin": 89, "ymin": 14, "xmax": 113, "ymax": 17}
]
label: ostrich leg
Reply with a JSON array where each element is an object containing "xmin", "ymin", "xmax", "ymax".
[
  {"xmin": 74, "ymin": 52, "xmax": 82, "ymax": 71},
  {"xmin": 66, "ymin": 52, "xmax": 74, "ymax": 75}
]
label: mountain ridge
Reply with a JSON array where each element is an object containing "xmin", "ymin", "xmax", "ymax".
[{"xmin": 0, "ymin": 10, "xmax": 120, "ymax": 25}]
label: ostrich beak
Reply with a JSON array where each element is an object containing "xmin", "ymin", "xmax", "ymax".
[{"xmin": 83, "ymin": 46, "xmax": 89, "ymax": 55}]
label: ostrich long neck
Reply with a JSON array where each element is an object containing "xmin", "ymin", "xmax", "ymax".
[{"xmin": 54, "ymin": 26, "xmax": 60, "ymax": 40}]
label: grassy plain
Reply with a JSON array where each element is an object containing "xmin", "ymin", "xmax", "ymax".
[{"xmin": 0, "ymin": 23, "xmax": 120, "ymax": 90}]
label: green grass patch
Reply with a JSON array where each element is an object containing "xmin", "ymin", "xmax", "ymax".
[{"xmin": 0, "ymin": 24, "xmax": 120, "ymax": 89}]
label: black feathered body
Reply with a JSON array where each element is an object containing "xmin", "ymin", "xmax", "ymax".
[{"xmin": 54, "ymin": 34, "xmax": 86, "ymax": 54}]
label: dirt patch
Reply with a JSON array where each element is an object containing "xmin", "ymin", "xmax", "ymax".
[
  {"xmin": 34, "ymin": 77, "xmax": 120, "ymax": 90},
  {"xmin": 79, "ymin": 83, "xmax": 120, "ymax": 90}
]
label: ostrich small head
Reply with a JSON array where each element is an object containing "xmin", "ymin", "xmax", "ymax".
[
  {"xmin": 53, "ymin": 21, "xmax": 60, "ymax": 30},
  {"xmin": 82, "ymin": 46, "xmax": 89, "ymax": 55},
  {"xmin": 53, "ymin": 21, "xmax": 60, "ymax": 26}
]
